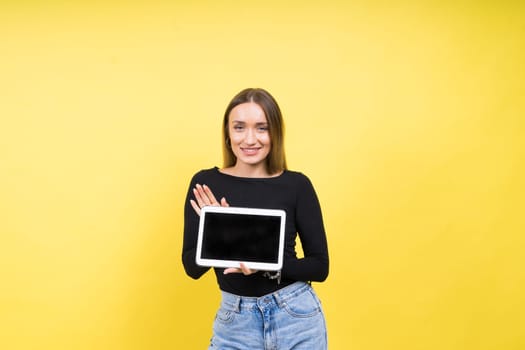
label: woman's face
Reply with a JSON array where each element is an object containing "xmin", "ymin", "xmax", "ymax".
[{"xmin": 228, "ymin": 102, "xmax": 271, "ymax": 171}]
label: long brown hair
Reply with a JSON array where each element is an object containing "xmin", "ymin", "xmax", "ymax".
[{"xmin": 222, "ymin": 88, "xmax": 287, "ymax": 175}]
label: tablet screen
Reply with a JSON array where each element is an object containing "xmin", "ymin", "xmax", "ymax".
[
  {"xmin": 196, "ymin": 206, "xmax": 286, "ymax": 271},
  {"xmin": 201, "ymin": 212, "xmax": 281, "ymax": 262}
]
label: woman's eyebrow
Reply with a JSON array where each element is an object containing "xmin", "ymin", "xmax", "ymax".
[{"xmin": 230, "ymin": 120, "xmax": 267, "ymax": 126}]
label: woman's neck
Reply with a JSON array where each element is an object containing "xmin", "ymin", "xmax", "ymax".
[{"xmin": 222, "ymin": 163, "xmax": 273, "ymax": 178}]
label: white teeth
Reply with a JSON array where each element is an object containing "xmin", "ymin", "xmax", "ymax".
[{"xmin": 242, "ymin": 148, "xmax": 259, "ymax": 155}]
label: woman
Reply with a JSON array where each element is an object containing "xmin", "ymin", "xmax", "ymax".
[{"xmin": 182, "ymin": 88, "xmax": 329, "ymax": 349}]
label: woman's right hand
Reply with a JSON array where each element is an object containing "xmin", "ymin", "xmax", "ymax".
[{"xmin": 190, "ymin": 183, "xmax": 229, "ymax": 216}]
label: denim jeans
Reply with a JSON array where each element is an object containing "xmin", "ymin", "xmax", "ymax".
[{"xmin": 209, "ymin": 282, "xmax": 327, "ymax": 350}]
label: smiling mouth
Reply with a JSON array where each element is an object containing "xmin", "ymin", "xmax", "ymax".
[{"xmin": 241, "ymin": 147, "xmax": 261, "ymax": 155}]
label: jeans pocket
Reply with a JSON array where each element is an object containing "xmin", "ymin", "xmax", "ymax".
[
  {"xmin": 282, "ymin": 289, "xmax": 322, "ymax": 318},
  {"xmin": 214, "ymin": 306, "xmax": 235, "ymax": 325},
  {"xmin": 215, "ymin": 303, "xmax": 235, "ymax": 324}
]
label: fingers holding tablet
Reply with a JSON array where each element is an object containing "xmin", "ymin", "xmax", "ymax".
[{"xmin": 223, "ymin": 263, "xmax": 258, "ymax": 275}]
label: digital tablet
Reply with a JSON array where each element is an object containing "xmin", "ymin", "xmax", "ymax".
[{"xmin": 196, "ymin": 206, "xmax": 286, "ymax": 271}]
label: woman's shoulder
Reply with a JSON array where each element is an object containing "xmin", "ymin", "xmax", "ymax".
[
  {"xmin": 282, "ymin": 169, "xmax": 305, "ymax": 178},
  {"xmin": 194, "ymin": 166, "xmax": 219, "ymax": 175},
  {"xmin": 190, "ymin": 167, "xmax": 220, "ymax": 181},
  {"xmin": 281, "ymin": 169, "xmax": 313, "ymax": 186}
]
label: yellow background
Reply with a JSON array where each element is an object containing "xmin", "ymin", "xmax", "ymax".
[{"xmin": 1, "ymin": 1, "xmax": 524, "ymax": 349}]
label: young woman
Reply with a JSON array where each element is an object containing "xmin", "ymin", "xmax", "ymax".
[{"xmin": 182, "ymin": 88, "xmax": 329, "ymax": 349}]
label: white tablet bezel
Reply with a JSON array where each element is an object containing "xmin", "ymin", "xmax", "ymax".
[{"xmin": 196, "ymin": 206, "xmax": 286, "ymax": 271}]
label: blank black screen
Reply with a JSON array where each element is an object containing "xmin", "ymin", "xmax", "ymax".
[{"xmin": 201, "ymin": 212, "xmax": 281, "ymax": 263}]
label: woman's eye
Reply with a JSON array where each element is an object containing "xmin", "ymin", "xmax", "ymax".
[
  {"xmin": 233, "ymin": 125, "xmax": 244, "ymax": 130},
  {"xmin": 258, "ymin": 126, "xmax": 268, "ymax": 131}
]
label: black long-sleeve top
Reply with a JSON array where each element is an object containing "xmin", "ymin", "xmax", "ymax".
[{"xmin": 182, "ymin": 167, "xmax": 329, "ymax": 297}]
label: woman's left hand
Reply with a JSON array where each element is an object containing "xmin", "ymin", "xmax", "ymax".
[
  {"xmin": 190, "ymin": 183, "xmax": 229, "ymax": 216},
  {"xmin": 224, "ymin": 263, "xmax": 258, "ymax": 276}
]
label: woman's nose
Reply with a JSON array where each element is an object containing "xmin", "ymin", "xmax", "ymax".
[{"xmin": 245, "ymin": 128, "xmax": 256, "ymax": 143}]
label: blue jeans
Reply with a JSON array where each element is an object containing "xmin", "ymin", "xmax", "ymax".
[{"xmin": 209, "ymin": 282, "xmax": 327, "ymax": 350}]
